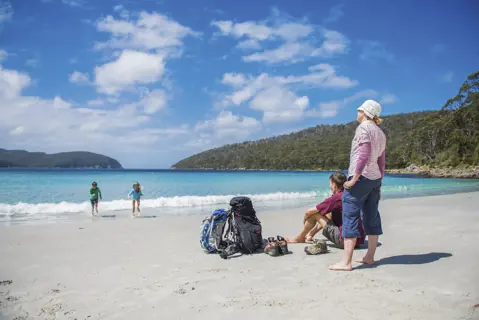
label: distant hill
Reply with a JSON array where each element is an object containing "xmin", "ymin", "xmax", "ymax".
[
  {"xmin": 172, "ymin": 70, "xmax": 479, "ymax": 170},
  {"xmin": 0, "ymin": 149, "xmax": 123, "ymax": 169}
]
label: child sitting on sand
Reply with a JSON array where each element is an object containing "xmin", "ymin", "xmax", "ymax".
[
  {"xmin": 89, "ymin": 182, "xmax": 102, "ymax": 216},
  {"xmin": 128, "ymin": 182, "xmax": 143, "ymax": 217}
]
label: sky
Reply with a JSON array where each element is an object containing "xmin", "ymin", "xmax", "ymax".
[{"xmin": 0, "ymin": 0, "xmax": 478, "ymax": 168}]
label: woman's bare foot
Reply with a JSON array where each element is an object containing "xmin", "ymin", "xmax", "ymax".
[
  {"xmin": 285, "ymin": 236, "xmax": 306, "ymax": 243},
  {"xmin": 305, "ymin": 235, "xmax": 313, "ymax": 243},
  {"xmin": 355, "ymin": 256, "xmax": 375, "ymax": 265},
  {"xmin": 328, "ymin": 262, "xmax": 352, "ymax": 271}
]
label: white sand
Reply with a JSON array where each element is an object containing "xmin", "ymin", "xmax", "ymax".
[{"xmin": 1, "ymin": 192, "xmax": 478, "ymax": 320}]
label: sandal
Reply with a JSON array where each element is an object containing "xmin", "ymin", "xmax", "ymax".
[
  {"xmin": 276, "ymin": 236, "xmax": 290, "ymax": 255},
  {"xmin": 264, "ymin": 237, "xmax": 281, "ymax": 257},
  {"xmin": 304, "ymin": 239, "xmax": 328, "ymax": 255}
]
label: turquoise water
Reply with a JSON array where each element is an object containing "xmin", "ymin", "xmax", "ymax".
[{"xmin": 1, "ymin": 169, "xmax": 479, "ymax": 223}]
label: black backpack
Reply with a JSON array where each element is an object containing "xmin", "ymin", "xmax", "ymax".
[
  {"xmin": 219, "ymin": 197, "xmax": 263, "ymax": 259},
  {"xmin": 229, "ymin": 196, "xmax": 256, "ymax": 218}
]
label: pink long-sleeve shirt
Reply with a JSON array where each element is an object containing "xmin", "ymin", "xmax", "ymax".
[{"xmin": 348, "ymin": 120, "xmax": 387, "ymax": 180}]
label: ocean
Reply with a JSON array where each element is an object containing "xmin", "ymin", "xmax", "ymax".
[{"xmin": 1, "ymin": 169, "xmax": 479, "ymax": 225}]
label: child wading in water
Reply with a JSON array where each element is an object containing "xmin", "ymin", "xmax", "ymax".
[
  {"xmin": 128, "ymin": 183, "xmax": 143, "ymax": 217},
  {"xmin": 89, "ymin": 182, "xmax": 102, "ymax": 215}
]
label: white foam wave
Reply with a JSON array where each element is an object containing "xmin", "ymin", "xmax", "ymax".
[{"xmin": 0, "ymin": 191, "xmax": 320, "ymax": 216}]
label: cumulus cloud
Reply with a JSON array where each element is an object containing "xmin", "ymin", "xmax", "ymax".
[
  {"xmin": 94, "ymin": 50, "xmax": 165, "ymax": 95},
  {"xmin": 69, "ymin": 71, "xmax": 90, "ymax": 84},
  {"xmin": 95, "ymin": 11, "xmax": 199, "ymax": 54},
  {"xmin": 216, "ymin": 64, "xmax": 358, "ymax": 124},
  {"xmin": 211, "ymin": 12, "xmax": 349, "ymax": 64},
  {"xmin": 0, "ymin": 64, "xmax": 188, "ymax": 158},
  {"xmin": 0, "ymin": 65, "xmax": 31, "ymax": 100},
  {"xmin": 139, "ymin": 89, "xmax": 168, "ymax": 114},
  {"xmin": 250, "ymin": 86, "xmax": 309, "ymax": 123},
  {"xmin": 195, "ymin": 110, "xmax": 261, "ymax": 140},
  {"xmin": 220, "ymin": 63, "xmax": 358, "ymax": 107}
]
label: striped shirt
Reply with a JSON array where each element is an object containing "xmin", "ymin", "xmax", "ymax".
[{"xmin": 348, "ymin": 120, "xmax": 387, "ymax": 180}]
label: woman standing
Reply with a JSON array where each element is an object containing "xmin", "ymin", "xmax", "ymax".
[{"xmin": 329, "ymin": 99, "xmax": 386, "ymax": 271}]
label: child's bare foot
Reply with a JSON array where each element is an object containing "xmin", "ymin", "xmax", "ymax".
[
  {"xmin": 328, "ymin": 262, "xmax": 352, "ymax": 271},
  {"xmin": 355, "ymin": 256, "xmax": 375, "ymax": 265},
  {"xmin": 285, "ymin": 236, "xmax": 306, "ymax": 243}
]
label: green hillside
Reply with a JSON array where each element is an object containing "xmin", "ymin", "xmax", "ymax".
[
  {"xmin": 0, "ymin": 150, "xmax": 123, "ymax": 169},
  {"xmin": 173, "ymin": 70, "xmax": 479, "ymax": 170}
]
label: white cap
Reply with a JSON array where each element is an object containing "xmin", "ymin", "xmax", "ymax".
[{"xmin": 358, "ymin": 99, "xmax": 382, "ymax": 119}]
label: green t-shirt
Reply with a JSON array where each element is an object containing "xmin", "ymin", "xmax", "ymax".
[{"xmin": 89, "ymin": 187, "xmax": 102, "ymax": 200}]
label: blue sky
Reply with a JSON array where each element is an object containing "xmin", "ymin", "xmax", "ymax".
[{"xmin": 0, "ymin": 0, "xmax": 478, "ymax": 168}]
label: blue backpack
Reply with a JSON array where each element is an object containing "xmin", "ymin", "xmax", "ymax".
[{"xmin": 200, "ymin": 209, "xmax": 228, "ymax": 253}]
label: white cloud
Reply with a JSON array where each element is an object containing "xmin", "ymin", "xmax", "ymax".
[
  {"xmin": 307, "ymin": 90, "xmax": 378, "ymax": 118},
  {"xmin": 221, "ymin": 64, "xmax": 357, "ymax": 107},
  {"xmin": 217, "ymin": 64, "xmax": 358, "ymax": 124},
  {"xmin": 9, "ymin": 126, "xmax": 24, "ymax": 136},
  {"xmin": 0, "ymin": 49, "xmax": 7, "ymax": 62},
  {"xmin": 94, "ymin": 50, "xmax": 165, "ymax": 95},
  {"xmin": 0, "ymin": 1, "xmax": 13, "ymax": 23},
  {"xmin": 440, "ymin": 71, "xmax": 453, "ymax": 83},
  {"xmin": 87, "ymin": 99, "xmax": 104, "ymax": 106},
  {"xmin": 0, "ymin": 64, "xmax": 187, "ymax": 158},
  {"xmin": 212, "ymin": 12, "xmax": 349, "ymax": 64},
  {"xmin": 0, "ymin": 65, "xmax": 31, "ymax": 100},
  {"xmin": 380, "ymin": 93, "xmax": 398, "ymax": 104},
  {"xmin": 359, "ymin": 40, "xmax": 394, "ymax": 62},
  {"xmin": 221, "ymin": 73, "xmax": 248, "ymax": 87},
  {"xmin": 195, "ymin": 110, "xmax": 261, "ymax": 139},
  {"xmin": 95, "ymin": 11, "xmax": 199, "ymax": 54},
  {"xmin": 69, "ymin": 71, "xmax": 90, "ymax": 84},
  {"xmin": 25, "ymin": 58, "xmax": 41, "ymax": 68},
  {"xmin": 139, "ymin": 89, "xmax": 167, "ymax": 114},
  {"xmin": 250, "ymin": 86, "xmax": 309, "ymax": 123}
]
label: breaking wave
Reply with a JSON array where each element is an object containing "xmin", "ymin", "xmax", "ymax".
[{"xmin": 0, "ymin": 191, "xmax": 321, "ymax": 216}]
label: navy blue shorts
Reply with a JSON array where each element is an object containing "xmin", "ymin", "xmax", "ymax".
[
  {"xmin": 342, "ymin": 176, "xmax": 383, "ymax": 238},
  {"xmin": 90, "ymin": 199, "xmax": 98, "ymax": 205}
]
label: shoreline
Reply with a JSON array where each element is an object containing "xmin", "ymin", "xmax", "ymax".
[
  {"xmin": 2, "ymin": 166, "xmax": 478, "ymax": 179},
  {"xmin": 170, "ymin": 166, "xmax": 479, "ymax": 179},
  {"xmin": 1, "ymin": 193, "xmax": 478, "ymax": 319}
]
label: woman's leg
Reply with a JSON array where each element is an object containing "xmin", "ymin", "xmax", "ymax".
[
  {"xmin": 132, "ymin": 200, "xmax": 136, "ymax": 215},
  {"xmin": 329, "ymin": 178, "xmax": 371, "ymax": 271},
  {"xmin": 356, "ymin": 182, "xmax": 382, "ymax": 264},
  {"xmin": 137, "ymin": 198, "xmax": 141, "ymax": 212}
]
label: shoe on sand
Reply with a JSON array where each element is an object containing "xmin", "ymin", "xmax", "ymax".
[
  {"xmin": 264, "ymin": 237, "xmax": 281, "ymax": 257},
  {"xmin": 276, "ymin": 236, "xmax": 290, "ymax": 254},
  {"xmin": 304, "ymin": 239, "xmax": 328, "ymax": 255}
]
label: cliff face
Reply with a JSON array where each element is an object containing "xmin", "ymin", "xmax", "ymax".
[{"xmin": 0, "ymin": 149, "xmax": 123, "ymax": 168}]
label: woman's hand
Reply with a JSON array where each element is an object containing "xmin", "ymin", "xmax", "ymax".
[{"xmin": 344, "ymin": 179, "xmax": 357, "ymax": 189}]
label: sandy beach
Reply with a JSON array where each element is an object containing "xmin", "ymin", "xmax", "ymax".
[{"xmin": 1, "ymin": 192, "xmax": 478, "ymax": 320}]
